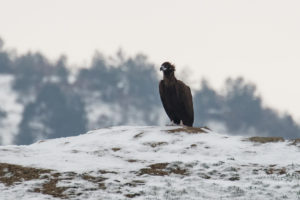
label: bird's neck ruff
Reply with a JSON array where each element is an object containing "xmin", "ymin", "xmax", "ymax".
[{"xmin": 163, "ymin": 73, "xmax": 177, "ymax": 86}]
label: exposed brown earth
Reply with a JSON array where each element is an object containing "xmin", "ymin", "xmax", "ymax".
[
  {"xmin": 247, "ymin": 137, "xmax": 285, "ymax": 143},
  {"xmin": 144, "ymin": 142, "xmax": 168, "ymax": 148},
  {"xmin": 0, "ymin": 163, "xmax": 109, "ymax": 199},
  {"xmin": 289, "ymin": 138, "xmax": 300, "ymax": 145},
  {"xmin": 167, "ymin": 126, "xmax": 209, "ymax": 134},
  {"xmin": 0, "ymin": 163, "xmax": 51, "ymax": 186},
  {"xmin": 138, "ymin": 163, "xmax": 188, "ymax": 176}
]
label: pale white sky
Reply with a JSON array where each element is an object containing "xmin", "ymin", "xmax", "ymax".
[{"xmin": 1, "ymin": 0, "xmax": 300, "ymax": 121}]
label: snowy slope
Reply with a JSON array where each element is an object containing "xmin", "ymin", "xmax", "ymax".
[{"xmin": 0, "ymin": 126, "xmax": 300, "ymax": 200}]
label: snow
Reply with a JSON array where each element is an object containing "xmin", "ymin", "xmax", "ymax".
[
  {"xmin": 84, "ymin": 93, "xmax": 162, "ymax": 129},
  {"xmin": 1, "ymin": 126, "xmax": 300, "ymax": 199},
  {"xmin": 0, "ymin": 75, "xmax": 23, "ymax": 145}
]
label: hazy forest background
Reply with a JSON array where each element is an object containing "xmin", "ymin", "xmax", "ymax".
[{"xmin": 0, "ymin": 38, "xmax": 299, "ymax": 145}]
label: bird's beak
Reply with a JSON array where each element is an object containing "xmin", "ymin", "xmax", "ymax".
[{"xmin": 160, "ymin": 66, "xmax": 166, "ymax": 71}]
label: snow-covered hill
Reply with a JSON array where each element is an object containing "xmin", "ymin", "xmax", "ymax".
[{"xmin": 0, "ymin": 126, "xmax": 300, "ymax": 200}]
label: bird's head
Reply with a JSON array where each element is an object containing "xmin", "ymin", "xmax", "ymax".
[{"xmin": 160, "ymin": 62, "xmax": 175, "ymax": 77}]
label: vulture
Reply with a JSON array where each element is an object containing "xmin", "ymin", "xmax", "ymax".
[{"xmin": 159, "ymin": 62, "xmax": 194, "ymax": 126}]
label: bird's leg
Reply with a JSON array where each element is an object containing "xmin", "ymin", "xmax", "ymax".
[
  {"xmin": 180, "ymin": 120, "xmax": 184, "ymax": 126},
  {"xmin": 180, "ymin": 120, "xmax": 188, "ymax": 127},
  {"xmin": 170, "ymin": 120, "xmax": 175, "ymax": 126},
  {"xmin": 167, "ymin": 120, "xmax": 176, "ymax": 126}
]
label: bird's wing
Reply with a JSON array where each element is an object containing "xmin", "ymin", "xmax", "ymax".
[
  {"xmin": 178, "ymin": 81, "xmax": 194, "ymax": 124},
  {"xmin": 159, "ymin": 81, "xmax": 174, "ymax": 121}
]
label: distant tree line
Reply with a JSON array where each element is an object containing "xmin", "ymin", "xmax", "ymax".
[
  {"xmin": 194, "ymin": 78, "xmax": 300, "ymax": 138},
  {"xmin": 0, "ymin": 38, "xmax": 299, "ymax": 144}
]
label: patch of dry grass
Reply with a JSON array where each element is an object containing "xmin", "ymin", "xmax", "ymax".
[
  {"xmin": 264, "ymin": 167, "xmax": 287, "ymax": 175},
  {"xmin": 144, "ymin": 142, "xmax": 168, "ymax": 148},
  {"xmin": 138, "ymin": 163, "xmax": 188, "ymax": 176},
  {"xmin": 133, "ymin": 132, "xmax": 144, "ymax": 139},
  {"xmin": 289, "ymin": 139, "xmax": 300, "ymax": 145},
  {"xmin": 0, "ymin": 163, "xmax": 70, "ymax": 198},
  {"xmin": 167, "ymin": 126, "xmax": 209, "ymax": 134},
  {"xmin": 39, "ymin": 178, "xmax": 69, "ymax": 198},
  {"xmin": 111, "ymin": 147, "xmax": 121, "ymax": 152},
  {"xmin": 0, "ymin": 163, "xmax": 112, "ymax": 198},
  {"xmin": 247, "ymin": 137, "xmax": 284, "ymax": 143},
  {"xmin": 0, "ymin": 163, "xmax": 51, "ymax": 186},
  {"xmin": 125, "ymin": 193, "xmax": 142, "ymax": 198}
]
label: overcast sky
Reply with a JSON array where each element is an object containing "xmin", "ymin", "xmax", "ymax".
[{"xmin": 1, "ymin": 0, "xmax": 300, "ymax": 121}]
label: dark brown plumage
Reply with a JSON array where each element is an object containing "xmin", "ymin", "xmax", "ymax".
[{"xmin": 159, "ymin": 62, "xmax": 194, "ymax": 126}]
